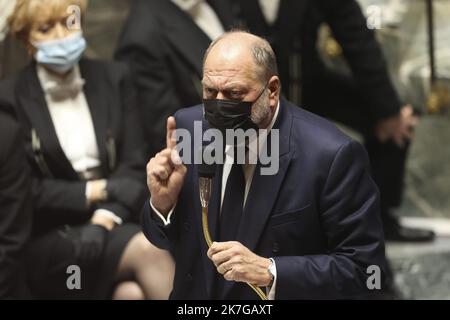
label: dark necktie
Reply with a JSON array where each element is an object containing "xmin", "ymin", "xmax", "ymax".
[{"xmin": 219, "ymin": 162, "xmax": 245, "ymax": 241}]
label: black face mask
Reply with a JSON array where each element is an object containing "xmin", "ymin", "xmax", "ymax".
[{"xmin": 203, "ymin": 86, "xmax": 267, "ymax": 135}]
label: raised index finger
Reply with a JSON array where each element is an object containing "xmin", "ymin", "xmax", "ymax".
[{"xmin": 166, "ymin": 116, "xmax": 177, "ymax": 150}]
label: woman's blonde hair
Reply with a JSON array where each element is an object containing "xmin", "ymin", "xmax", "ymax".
[{"xmin": 8, "ymin": 0, "xmax": 87, "ymax": 43}]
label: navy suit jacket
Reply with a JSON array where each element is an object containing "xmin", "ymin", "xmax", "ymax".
[{"xmin": 142, "ymin": 98, "xmax": 387, "ymax": 299}]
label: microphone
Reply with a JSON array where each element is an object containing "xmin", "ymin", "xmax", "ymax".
[
  {"xmin": 198, "ymin": 146, "xmax": 216, "ymax": 247},
  {"xmin": 198, "ymin": 149, "xmax": 216, "ymax": 209}
]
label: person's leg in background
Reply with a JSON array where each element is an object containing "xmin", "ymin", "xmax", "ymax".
[
  {"xmin": 365, "ymin": 137, "xmax": 434, "ymax": 241},
  {"xmin": 113, "ymin": 233, "xmax": 175, "ymax": 300}
]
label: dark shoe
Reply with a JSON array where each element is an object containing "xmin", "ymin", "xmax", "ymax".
[{"xmin": 384, "ymin": 223, "xmax": 435, "ymax": 242}]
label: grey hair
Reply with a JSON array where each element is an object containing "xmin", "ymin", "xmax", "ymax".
[{"xmin": 203, "ymin": 30, "xmax": 279, "ymax": 83}]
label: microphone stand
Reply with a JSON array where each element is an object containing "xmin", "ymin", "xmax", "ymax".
[{"xmin": 199, "ymin": 171, "xmax": 214, "ymax": 247}]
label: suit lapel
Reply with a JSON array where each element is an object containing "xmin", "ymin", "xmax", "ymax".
[
  {"xmin": 79, "ymin": 59, "xmax": 109, "ymax": 175},
  {"xmin": 238, "ymin": 155, "xmax": 292, "ymax": 250},
  {"xmin": 16, "ymin": 63, "xmax": 77, "ymax": 179}
]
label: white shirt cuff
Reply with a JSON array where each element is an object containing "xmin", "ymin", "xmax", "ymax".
[
  {"xmin": 149, "ymin": 199, "xmax": 175, "ymax": 226},
  {"xmin": 94, "ymin": 209, "xmax": 123, "ymax": 225},
  {"xmin": 267, "ymin": 258, "xmax": 277, "ymax": 300},
  {"xmin": 85, "ymin": 181, "xmax": 92, "ymax": 200}
]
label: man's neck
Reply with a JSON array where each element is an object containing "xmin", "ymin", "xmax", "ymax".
[{"xmin": 261, "ymin": 100, "xmax": 280, "ymax": 131}]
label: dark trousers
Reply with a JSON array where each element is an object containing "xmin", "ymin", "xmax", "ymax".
[{"xmin": 302, "ymin": 71, "xmax": 408, "ymax": 224}]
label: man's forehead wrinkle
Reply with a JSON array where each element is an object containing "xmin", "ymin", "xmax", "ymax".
[
  {"xmin": 204, "ymin": 68, "xmax": 242, "ymax": 76},
  {"xmin": 204, "ymin": 69, "xmax": 250, "ymax": 83},
  {"xmin": 203, "ymin": 74, "xmax": 254, "ymax": 90}
]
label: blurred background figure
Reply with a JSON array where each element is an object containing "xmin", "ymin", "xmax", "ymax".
[
  {"xmin": 0, "ymin": 0, "xmax": 174, "ymax": 299},
  {"xmin": 0, "ymin": 105, "xmax": 31, "ymax": 299},
  {"xmin": 0, "ymin": 0, "xmax": 28, "ymax": 79},
  {"xmin": 230, "ymin": 0, "xmax": 434, "ymax": 242},
  {"xmin": 0, "ymin": 1, "xmax": 15, "ymax": 41},
  {"xmin": 115, "ymin": 0, "xmax": 236, "ymax": 159}
]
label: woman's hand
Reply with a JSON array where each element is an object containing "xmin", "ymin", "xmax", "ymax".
[
  {"xmin": 91, "ymin": 211, "xmax": 115, "ymax": 231},
  {"xmin": 86, "ymin": 179, "xmax": 108, "ymax": 206}
]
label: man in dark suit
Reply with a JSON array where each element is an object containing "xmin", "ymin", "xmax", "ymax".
[
  {"xmin": 142, "ymin": 31, "xmax": 387, "ymax": 299},
  {"xmin": 0, "ymin": 106, "xmax": 31, "ymax": 299},
  {"xmin": 115, "ymin": 0, "xmax": 237, "ymax": 159},
  {"xmin": 230, "ymin": 0, "xmax": 433, "ymax": 242}
]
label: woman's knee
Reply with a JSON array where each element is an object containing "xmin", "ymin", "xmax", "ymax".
[
  {"xmin": 134, "ymin": 233, "xmax": 173, "ymax": 264},
  {"xmin": 113, "ymin": 281, "xmax": 145, "ymax": 300}
]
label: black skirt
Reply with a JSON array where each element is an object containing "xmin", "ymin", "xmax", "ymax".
[{"xmin": 24, "ymin": 223, "xmax": 141, "ymax": 299}]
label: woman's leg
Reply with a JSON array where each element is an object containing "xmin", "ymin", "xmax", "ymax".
[{"xmin": 115, "ymin": 232, "xmax": 175, "ymax": 300}]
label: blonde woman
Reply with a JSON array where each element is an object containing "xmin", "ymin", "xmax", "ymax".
[{"xmin": 0, "ymin": 0, "xmax": 174, "ymax": 299}]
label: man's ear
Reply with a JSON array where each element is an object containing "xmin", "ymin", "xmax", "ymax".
[{"xmin": 268, "ymin": 76, "xmax": 281, "ymax": 105}]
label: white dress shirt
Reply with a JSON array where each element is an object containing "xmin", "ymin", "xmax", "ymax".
[
  {"xmin": 37, "ymin": 64, "xmax": 100, "ymax": 173},
  {"xmin": 171, "ymin": 0, "xmax": 225, "ymax": 41},
  {"xmin": 151, "ymin": 102, "xmax": 281, "ymax": 299},
  {"xmin": 37, "ymin": 64, "xmax": 122, "ymax": 225}
]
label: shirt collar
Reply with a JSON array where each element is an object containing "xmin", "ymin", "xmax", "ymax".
[{"xmin": 37, "ymin": 64, "xmax": 85, "ymax": 100}]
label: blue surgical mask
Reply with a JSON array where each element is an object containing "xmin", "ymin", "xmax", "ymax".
[{"xmin": 32, "ymin": 32, "xmax": 87, "ymax": 74}]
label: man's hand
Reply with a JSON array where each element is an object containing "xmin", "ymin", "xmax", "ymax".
[
  {"xmin": 207, "ymin": 241, "xmax": 272, "ymax": 287},
  {"xmin": 375, "ymin": 104, "xmax": 418, "ymax": 147},
  {"xmin": 147, "ymin": 117, "xmax": 187, "ymax": 216}
]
